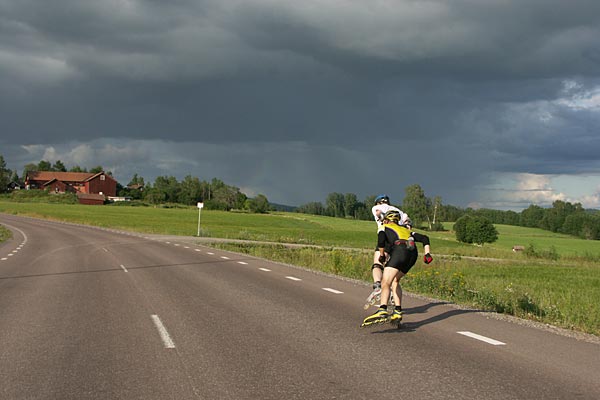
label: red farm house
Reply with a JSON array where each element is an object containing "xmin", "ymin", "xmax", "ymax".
[{"xmin": 24, "ymin": 171, "xmax": 118, "ymax": 205}]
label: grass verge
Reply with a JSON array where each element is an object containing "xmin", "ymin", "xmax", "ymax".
[{"xmin": 0, "ymin": 224, "xmax": 12, "ymax": 243}]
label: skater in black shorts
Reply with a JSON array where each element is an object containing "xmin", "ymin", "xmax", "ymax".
[{"xmin": 361, "ymin": 210, "xmax": 433, "ymax": 327}]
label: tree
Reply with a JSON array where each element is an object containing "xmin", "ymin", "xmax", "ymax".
[
  {"xmin": 144, "ymin": 187, "xmax": 166, "ymax": 205},
  {"xmin": 520, "ymin": 205, "xmax": 545, "ymax": 228},
  {"xmin": 296, "ymin": 202, "xmax": 326, "ymax": 215},
  {"xmin": 344, "ymin": 193, "xmax": 358, "ymax": 218},
  {"xmin": 89, "ymin": 165, "xmax": 104, "ymax": 174},
  {"xmin": 69, "ymin": 165, "xmax": 87, "ymax": 172},
  {"xmin": 10, "ymin": 170, "xmax": 19, "ymax": 184},
  {"xmin": 246, "ymin": 194, "xmax": 270, "ymax": 213},
  {"xmin": 52, "ymin": 160, "xmax": 67, "ymax": 172},
  {"xmin": 37, "ymin": 160, "xmax": 52, "ymax": 171},
  {"xmin": 127, "ymin": 173, "xmax": 145, "ymax": 187},
  {"xmin": 179, "ymin": 175, "xmax": 202, "ymax": 205},
  {"xmin": 326, "ymin": 192, "xmax": 345, "ymax": 218},
  {"xmin": 402, "ymin": 184, "xmax": 430, "ymax": 228},
  {"xmin": 454, "ymin": 215, "xmax": 498, "ymax": 245},
  {"xmin": 152, "ymin": 176, "xmax": 180, "ymax": 203},
  {"xmin": 22, "ymin": 163, "xmax": 38, "ymax": 181},
  {"xmin": 0, "ymin": 155, "xmax": 10, "ymax": 193}
]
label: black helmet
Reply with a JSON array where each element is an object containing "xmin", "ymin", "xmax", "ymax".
[{"xmin": 375, "ymin": 194, "xmax": 390, "ymax": 205}]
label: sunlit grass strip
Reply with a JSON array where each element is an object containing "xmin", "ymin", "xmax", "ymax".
[{"xmin": 0, "ymin": 224, "xmax": 12, "ymax": 243}]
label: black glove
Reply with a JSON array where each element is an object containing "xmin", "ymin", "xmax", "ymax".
[
  {"xmin": 378, "ymin": 255, "xmax": 386, "ymax": 264},
  {"xmin": 423, "ymin": 253, "xmax": 433, "ymax": 264}
]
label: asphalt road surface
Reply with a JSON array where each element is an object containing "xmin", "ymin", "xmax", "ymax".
[{"xmin": 1, "ymin": 214, "xmax": 599, "ymax": 400}]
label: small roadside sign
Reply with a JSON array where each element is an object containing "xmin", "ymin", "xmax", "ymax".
[{"xmin": 197, "ymin": 203, "xmax": 204, "ymax": 236}]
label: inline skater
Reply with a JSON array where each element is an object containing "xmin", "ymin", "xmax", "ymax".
[
  {"xmin": 361, "ymin": 210, "xmax": 433, "ymax": 327},
  {"xmin": 367, "ymin": 195, "xmax": 408, "ymax": 302}
]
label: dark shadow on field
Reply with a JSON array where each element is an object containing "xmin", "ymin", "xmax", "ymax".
[{"xmin": 369, "ymin": 303, "xmax": 483, "ymax": 334}]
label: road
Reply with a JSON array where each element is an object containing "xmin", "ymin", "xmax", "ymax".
[{"xmin": 1, "ymin": 214, "xmax": 599, "ymax": 399}]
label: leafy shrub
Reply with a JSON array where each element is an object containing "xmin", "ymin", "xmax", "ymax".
[{"xmin": 454, "ymin": 215, "xmax": 498, "ymax": 245}]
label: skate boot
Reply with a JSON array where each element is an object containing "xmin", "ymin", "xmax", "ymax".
[
  {"xmin": 360, "ymin": 307, "xmax": 389, "ymax": 327},
  {"xmin": 363, "ymin": 282, "xmax": 382, "ymax": 309},
  {"xmin": 389, "ymin": 309, "xmax": 403, "ymax": 323}
]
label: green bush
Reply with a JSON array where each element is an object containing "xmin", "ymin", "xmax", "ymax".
[{"xmin": 454, "ymin": 215, "xmax": 498, "ymax": 245}]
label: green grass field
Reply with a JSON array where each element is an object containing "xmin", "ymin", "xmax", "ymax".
[{"xmin": 1, "ymin": 201, "xmax": 599, "ymax": 335}]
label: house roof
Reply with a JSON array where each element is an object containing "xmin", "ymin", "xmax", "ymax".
[
  {"xmin": 27, "ymin": 171, "xmax": 95, "ymax": 183},
  {"xmin": 26, "ymin": 171, "xmax": 116, "ymax": 184}
]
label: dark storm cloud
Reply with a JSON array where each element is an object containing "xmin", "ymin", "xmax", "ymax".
[{"xmin": 1, "ymin": 0, "xmax": 600, "ymax": 207}]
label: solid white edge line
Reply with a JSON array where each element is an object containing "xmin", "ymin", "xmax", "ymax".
[
  {"xmin": 286, "ymin": 276, "xmax": 302, "ymax": 281},
  {"xmin": 259, "ymin": 268, "xmax": 271, "ymax": 272},
  {"xmin": 322, "ymin": 288, "xmax": 344, "ymax": 294},
  {"xmin": 151, "ymin": 315, "xmax": 176, "ymax": 349},
  {"xmin": 457, "ymin": 331, "xmax": 506, "ymax": 346},
  {"xmin": 120, "ymin": 264, "xmax": 129, "ymax": 273}
]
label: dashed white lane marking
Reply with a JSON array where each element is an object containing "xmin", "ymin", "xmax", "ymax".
[
  {"xmin": 120, "ymin": 264, "xmax": 129, "ymax": 273},
  {"xmin": 322, "ymin": 288, "xmax": 344, "ymax": 294},
  {"xmin": 286, "ymin": 276, "xmax": 302, "ymax": 281},
  {"xmin": 207, "ymin": 252, "xmax": 214, "ymax": 255},
  {"xmin": 194, "ymin": 249, "xmax": 201, "ymax": 252},
  {"xmin": 1, "ymin": 258, "xmax": 7, "ymax": 261},
  {"xmin": 237, "ymin": 261, "xmax": 248, "ymax": 265},
  {"xmin": 184, "ymin": 246, "xmax": 190, "ymax": 249},
  {"xmin": 174, "ymin": 244, "xmax": 180, "ymax": 247},
  {"xmin": 102, "ymin": 248, "xmax": 109, "ymax": 252},
  {"xmin": 7, "ymin": 254, "xmax": 14, "ymax": 257},
  {"xmin": 457, "ymin": 331, "xmax": 506, "ymax": 346},
  {"xmin": 220, "ymin": 256, "xmax": 230, "ymax": 260},
  {"xmin": 151, "ymin": 315, "xmax": 176, "ymax": 349},
  {"xmin": 259, "ymin": 268, "xmax": 271, "ymax": 272},
  {"xmin": 12, "ymin": 250, "xmax": 18, "ymax": 253}
]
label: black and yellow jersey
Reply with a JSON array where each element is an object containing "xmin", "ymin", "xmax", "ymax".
[{"xmin": 377, "ymin": 223, "xmax": 430, "ymax": 249}]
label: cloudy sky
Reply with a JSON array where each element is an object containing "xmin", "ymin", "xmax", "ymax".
[{"xmin": 1, "ymin": 0, "xmax": 600, "ymax": 210}]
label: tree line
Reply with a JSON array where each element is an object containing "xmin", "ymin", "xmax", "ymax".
[
  {"xmin": 1, "ymin": 156, "xmax": 599, "ymax": 238},
  {"xmin": 0, "ymin": 157, "xmax": 270, "ymax": 213},
  {"xmin": 296, "ymin": 184, "xmax": 600, "ymax": 240}
]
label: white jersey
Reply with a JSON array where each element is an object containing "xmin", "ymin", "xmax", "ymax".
[{"xmin": 371, "ymin": 204, "xmax": 407, "ymax": 231}]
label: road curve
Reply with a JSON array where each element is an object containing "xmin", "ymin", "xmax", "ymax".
[{"xmin": 1, "ymin": 214, "xmax": 599, "ymax": 399}]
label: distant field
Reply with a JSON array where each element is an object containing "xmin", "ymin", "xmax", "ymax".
[
  {"xmin": 1, "ymin": 201, "xmax": 599, "ymax": 335},
  {"xmin": 2, "ymin": 201, "xmax": 599, "ymax": 258}
]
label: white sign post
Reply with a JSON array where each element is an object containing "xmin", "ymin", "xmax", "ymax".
[{"xmin": 196, "ymin": 202, "xmax": 204, "ymax": 236}]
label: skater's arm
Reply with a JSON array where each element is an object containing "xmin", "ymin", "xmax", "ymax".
[
  {"xmin": 413, "ymin": 232, "xmax": 432, "ymax": 263},
  {"xmin": 412, "ymin": 232, "xmax": 430, "ymax": 246}
]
